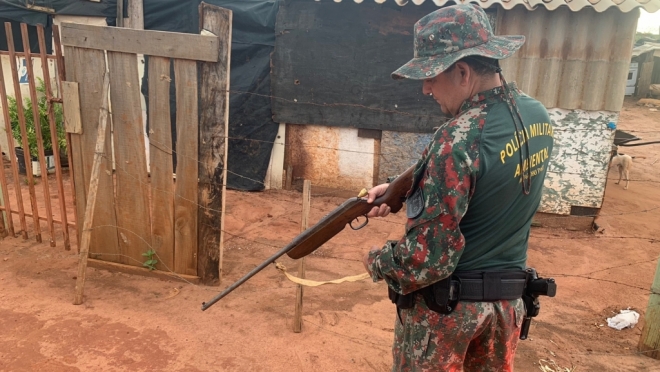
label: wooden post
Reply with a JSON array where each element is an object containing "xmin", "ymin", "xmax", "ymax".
[
  {"xmin": 197, "ymin": 3, "xmax": 232, "ymax": 285},
  {"xmin": 128, "ymin": 0, "xmax": 144, "ymax": 30},
  {"xmin": 285, "ymin": 164, "xmax": 293, "ymax": 190},
  {"xmin": 5, "ymin": 23, "xmax": 42, "ymax": 243},
  {"xmin": 294, "ymin": 180, "xmax": 312, "ymax": 333},
  {"xmin": 637, "ymin": 52, "xmax": 655, "ymax": 98},
  {"xmin": 73, "ymin": 73, "xmax": 110, "ymax": 305},
  {"xmin": 373, "ymin": 137, "xmax": 381, "ymax": 187},
  {"xmin": 117, "ymin": 0, "xmax": 124, "ymax": 27},
  {"xmin": 148, "ymin": 56, "xmax": 174, "ymax": 271},
  {"xmin": 639, "ymin": 259, "xmax": 660, "ymax": 359},
  {"xmin": 173, "ymin": 59, "xmax": 198, "ymax": 276}
]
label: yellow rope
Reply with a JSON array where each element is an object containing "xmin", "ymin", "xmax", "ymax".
[{"xmin": 274, "ymin": 262, "xmax": 370, "ymax": 287}]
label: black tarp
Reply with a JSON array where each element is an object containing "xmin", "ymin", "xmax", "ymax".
[
  {"xmin": 140, "ymin": 0, "xmax": 280, "ymax": 191},
  {"xmin": 272, "ymin": 0, "xmax": 446, "ymax": 133},
  {"xmin": 0, "ymin": 0, "xmax": 110, "ymax": 52},
  {"xmin": 0, "ymin": 0, "xmax": 115, "ymax": 18},
  {"xmin": 0, "ymin": 3, "xmax": 49, "ymax": 25},
  {"xmin": 0, "ymin": 16, "xmax": 52, "ymax": 53}
]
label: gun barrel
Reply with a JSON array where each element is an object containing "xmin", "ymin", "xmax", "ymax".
[{"xmin": 201, "ymin": 243, "xmax": 293, "ymax": 311}]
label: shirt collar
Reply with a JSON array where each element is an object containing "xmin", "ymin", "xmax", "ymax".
[{"xmin": 458, "ymin": 82, "xmax": 519, "ymax": 114}]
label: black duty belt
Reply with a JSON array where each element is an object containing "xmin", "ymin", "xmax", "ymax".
[
  {"xmin": 454, "ymin": 270, "xmax": 527, "ymax": 301},
  {"xmin": 388, "ymin": 270, "xmax": 528, "ymax": 315}
]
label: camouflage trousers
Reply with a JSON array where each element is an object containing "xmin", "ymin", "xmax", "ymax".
[{"xmin": 391, "ymin": 296, "xmax": 524, "ymax": 372}]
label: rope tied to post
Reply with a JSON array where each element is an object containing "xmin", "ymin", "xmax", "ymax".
[{"xmin": 274, "ymin": 261, "xmax": 370, "ymax": 287}]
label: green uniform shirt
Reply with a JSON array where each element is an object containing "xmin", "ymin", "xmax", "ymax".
[
  {"xmin": 457, "ymin": 84, "xmax": 554, "ymax": 272},
  {"xmin": 368, "ymin": 83, "xmax": 554, "ymax": 295}
]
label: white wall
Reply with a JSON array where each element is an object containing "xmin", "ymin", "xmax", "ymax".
[{"xmin": 286, "ymin": 124, "xmax": 376, "ymax": 191}]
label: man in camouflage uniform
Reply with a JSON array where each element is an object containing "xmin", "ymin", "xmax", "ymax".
[{"xmin": 363, "ymin": 4, "xmax": 554, "ymax": 371}]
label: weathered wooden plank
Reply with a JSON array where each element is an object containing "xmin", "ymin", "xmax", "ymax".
[
  {"xmin": 64, "ymin": 46, "xmax": 120, "ymax": 261},
  {"xmin": 148, "ymin": 56, "xmax": 174, "ymax": 272},
  {"xmin": 174, "ymin": 58, "xmax": 199, "ymax": 277},
  {"xmin": 60, "ymin": 23, "xmax": 219, "ymax": 62},
  {"xmin": 87, "ymin": 259, "xmax": 200, "ymax": 284},
  {"xmin": 73, "ymin": 73, "xmax": 111, "ymax": 305},
  {"xmin": 107, "ymin": 51, "xmax": 153, "ymax": 267},
  {"xmin": 61, "ymin": 82, "xmax": 82, "ymax": 134},
  {"xmin": 198, "ymin": 3, "xmax": 232, "ymax": 284}
]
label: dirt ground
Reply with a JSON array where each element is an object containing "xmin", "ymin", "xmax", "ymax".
[{"xmin": 1, "ymin": 99, "xmax": 660, "ymax": 372}]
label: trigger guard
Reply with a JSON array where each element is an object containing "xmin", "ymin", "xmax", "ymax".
[{"xmin": 349, "ymin": 216, "xmax": 369, "ymax": 230}]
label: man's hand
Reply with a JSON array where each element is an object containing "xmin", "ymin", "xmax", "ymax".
[
  {"xmin": 366, "ymin": 183, "xmax": 391, "ymax": 218},
  {"xmin": 363, "ymin": 245, "xmax": 382, "ymax": 278}
]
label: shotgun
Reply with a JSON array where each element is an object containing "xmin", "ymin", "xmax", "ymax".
[{"xmin": 201, "ymin": 164, "xmax": 415, "ymax": 311}]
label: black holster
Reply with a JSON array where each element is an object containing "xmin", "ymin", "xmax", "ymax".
[{"xmin": 387, "ymin": 275, "xmax": 458, "ymax": 315}]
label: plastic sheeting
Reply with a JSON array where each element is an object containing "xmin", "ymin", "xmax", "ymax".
[
  {"xmin": 0, "ymin": 0, "xmax": 115, "ymax": 19},
  {"xmin": 140, "ymin": 0, "xmax": 280, "ymax": 191},
  {"xmin": 0, "ymin": 4, "xmax": 49, "ymax": 25},
  {"xmin": 0, "ymin": 16, "xmax": 52, "ymax": 53}
]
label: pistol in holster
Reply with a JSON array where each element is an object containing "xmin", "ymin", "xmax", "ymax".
[{"xmin": 519, "ymin": 268, "xmax": 557, "ymax": 340}]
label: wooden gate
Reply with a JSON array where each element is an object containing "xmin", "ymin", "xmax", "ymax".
[{"xmin": 60, "ymin": 4, "xmax": 231, "ymax": 283}]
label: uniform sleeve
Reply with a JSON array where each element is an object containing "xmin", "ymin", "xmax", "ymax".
[{"xmin": 366, "ymin": 131, "xmax": 478, "ymax": 295}]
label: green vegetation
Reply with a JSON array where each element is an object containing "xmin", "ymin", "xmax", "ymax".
[
  {"xmin": 142, "ymin": 249, "xmax": 158, "ymax": 271},
  {"xmin": 7, "ymin": 78, "xmax": 66, "ymax": 157}
]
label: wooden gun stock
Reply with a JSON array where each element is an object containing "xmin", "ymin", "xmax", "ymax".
[{"xmin": 201, "ymin": 165, "xmax": 414, "ymax": 311}]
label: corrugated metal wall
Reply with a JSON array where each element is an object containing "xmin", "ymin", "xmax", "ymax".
[{"xmin": 497, "ymin": 5, "xmax": 638, "ymax": 112}]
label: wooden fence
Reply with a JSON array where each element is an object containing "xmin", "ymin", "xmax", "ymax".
[
  {"xmin": 0, "ymin": 23, "xmax": 74, "ymax": 250},
  {"xmin": 1, "ymin": 4, "xmax": 232, "ymax": 284}
]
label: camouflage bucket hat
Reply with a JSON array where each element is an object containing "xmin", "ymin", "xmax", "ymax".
[{"xmin": 392, "ymin": 4, "xmax": 525, "ymax": 80}]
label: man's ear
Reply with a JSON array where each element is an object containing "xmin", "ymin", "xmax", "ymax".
[{"xmin": 454, "ymin": 61, "xmax": 471, "ymax": 85}]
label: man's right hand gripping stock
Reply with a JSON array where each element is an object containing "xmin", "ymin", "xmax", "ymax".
[{"xmin": 366, "ymin": 183, "xmax": 392, "ymax": 218}]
